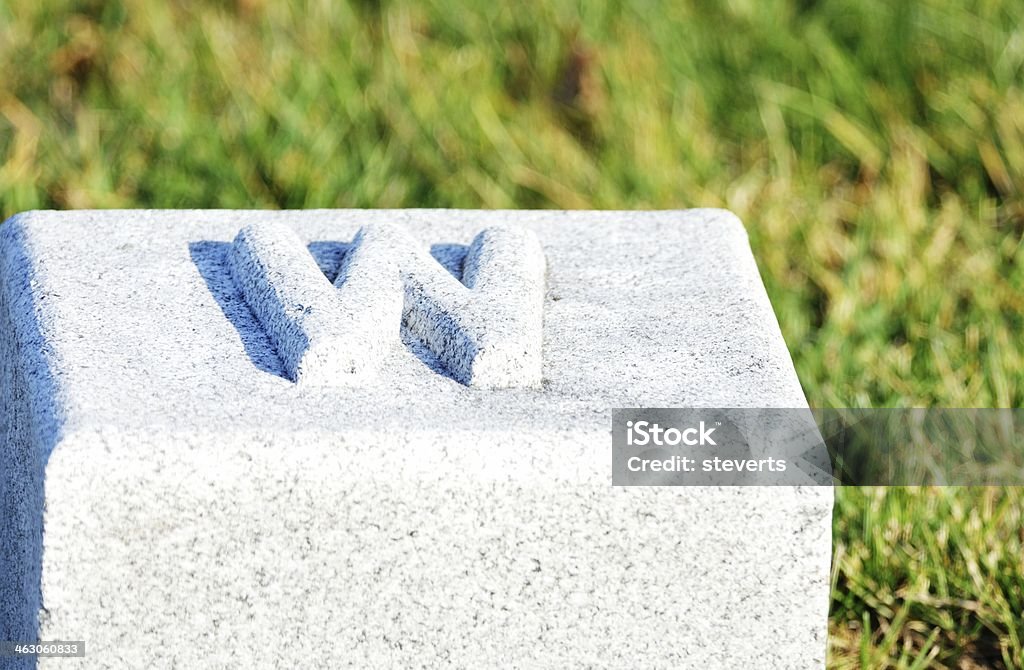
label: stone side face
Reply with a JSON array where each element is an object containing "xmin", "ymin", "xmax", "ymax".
[
  {"xmin": 0, "ymin": 219, "xmax": 63, "ymax": 670},
  {"xmin": 0, "ymin": 229, "xmax": 36, "ymax": 670},
  {"xmin": 0, "ymin": 209, "xmax": 832, "ymax": 669}
]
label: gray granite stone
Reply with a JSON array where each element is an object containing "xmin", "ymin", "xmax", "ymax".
[{"xmin": 0, "ymin": 209, "xmax": 832, "ymax": 669}]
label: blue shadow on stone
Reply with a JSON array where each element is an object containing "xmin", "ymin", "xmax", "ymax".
[
  {"xmin": 1, "ymin": 218, "xmax": 65, "ymax": 670},
  {"xmin": 188, "ymin": 241, "xmax": 288, "ymax": 380}
]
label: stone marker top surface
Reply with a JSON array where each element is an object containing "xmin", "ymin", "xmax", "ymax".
[{"xmin": 0, "ymin": 208, "xmax": 806, "ymax": 451}]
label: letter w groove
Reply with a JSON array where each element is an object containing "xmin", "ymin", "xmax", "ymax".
[{"xmin": 228, "ymin": 222, "xmax": 546, "ymax": 389}]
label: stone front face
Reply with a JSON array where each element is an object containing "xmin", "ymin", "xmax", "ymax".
[{"xmin": 0, "ymin": 209, "xmax": 832, "ymax": 669}]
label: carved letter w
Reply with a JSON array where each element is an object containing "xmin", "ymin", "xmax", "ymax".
[{"xmin": 228, "ymin": 222, "xmax": 545, "ymax": 389}]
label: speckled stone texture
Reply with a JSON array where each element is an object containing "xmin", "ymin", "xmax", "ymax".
[{"xmin": 0, "ymin": 209, "xmax": 832, "ymax": 669}]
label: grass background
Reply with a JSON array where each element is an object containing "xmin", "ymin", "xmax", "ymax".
[{"xmin": 1, "ymin": 0, "xmax": 1022, "ymax": 666}]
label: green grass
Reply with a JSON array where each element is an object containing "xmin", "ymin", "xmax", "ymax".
[
  {"xmin": 832, "ymin": 488, "xmax": 1024, "ymax": 669},
  {"xmin": 1, "ymin": 0, "xmax": 1023, "ymax": 666}
]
